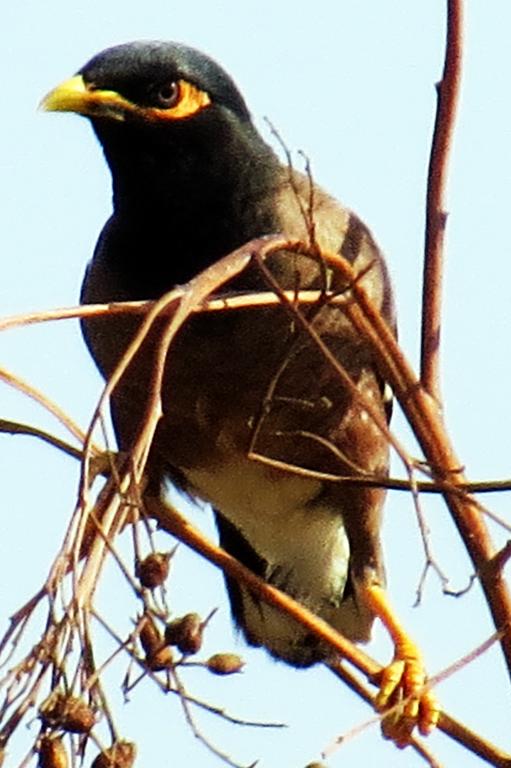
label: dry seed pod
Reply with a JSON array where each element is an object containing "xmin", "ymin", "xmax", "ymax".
[
  {"xmin": 206, "ymin": 653, "xmax": 245, "ymax": 675},
  {"xmin": 38, "ymin": 736, "xmax": 69, "ymax": 768},
  {"xmin": 165, "ymin": 613, "xmax": 203, "ymax": 655},
  {"xmin": 60, "ymin": 697, "xmax": 95, "ymax": 734},
  {"xmin": 138, "ymin": 613, "xmax": 162, "ymax": 657},
  {"xmin": 136, "ymin": 552, "xmax": 170, "ymax": 589},
  {"xmin": 146, "ymin": 646, "xmax": 174, "ymax": 671},
  {"xmin": 40, "ymin": 692, "xmax": 95, "ymax": 734},
  {"xmin": 91, "ymin": 740, "xmax": 136, "ymax": 768}
]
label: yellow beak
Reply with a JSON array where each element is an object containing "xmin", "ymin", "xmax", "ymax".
[
  {"xmin": 40, "ymin": 75, "xmax": 130, "ymax": 121},
  {"xmin": 41, "ymin": 75, "xmax": 212, "ymax": 123}
]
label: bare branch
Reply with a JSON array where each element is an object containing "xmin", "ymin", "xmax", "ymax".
[
  {"xmin": 315, "ymin": 244, "xmax": 511, "ymax": 680},
  {"xmin": 150, "ymin": 496, "xmax": 511, "ymax": 767},
  {"xmin": 0, "ymin": 418, "xmax": 85, "ymax": 463},
  {"xmin": 421, "ymin": 0, "xmax": 464, "ymax": 398},
  {"xmin": 0, "ymin": 366, "xmax": 97, "ymax": 449}
]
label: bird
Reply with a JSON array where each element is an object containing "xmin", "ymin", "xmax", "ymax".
[{"xmin": 41, "ymin": 41, "xmax": 438, "ymax": 744}]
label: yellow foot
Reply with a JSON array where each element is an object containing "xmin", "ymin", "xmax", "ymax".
[
  {"xmin": 362, "ymin": 583, "xmax": 440, "ymax": 747},
  {"xmin": 376, "ymin": 641, "xmax": 440, "ymax": 747}
]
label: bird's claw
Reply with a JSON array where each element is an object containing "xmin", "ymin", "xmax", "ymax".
[{"xmin": 376, "ymin": 643, "xmax": 440, "ymax": 748}]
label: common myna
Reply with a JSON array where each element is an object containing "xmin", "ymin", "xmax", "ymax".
[{"xmin": 42, "ymin": 41, "xmax": 438, "ymax": 743}]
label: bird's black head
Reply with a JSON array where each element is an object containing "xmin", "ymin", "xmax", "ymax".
[
  {"xmin": 76, "ymin": 41, "xmax": 251, "ymax": 122},
  {"xmin": 41, "ymin": 40, "xmax": 251, "ymax": 126},
  {"xmin": 41, "ymin": 41, "xmax": 278, "ymax": 215},
  {"xmin": 41, "ymin": 42, "xmax": 280, "ymax": 287}
]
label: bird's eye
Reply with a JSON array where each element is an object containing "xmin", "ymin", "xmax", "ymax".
[{"xmin": 155, "ymin": 82, "xmax": 180, "ymax": 108}]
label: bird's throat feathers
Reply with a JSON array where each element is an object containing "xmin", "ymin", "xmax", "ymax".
[
  {"xmin": 94, "ymin": 111, "xmax": 278, "ymax": 225},
  {"xmin": 91, "ymin": 111, "xmax": 281, "ymax": 288}
]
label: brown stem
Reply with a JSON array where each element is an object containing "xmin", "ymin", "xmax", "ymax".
[
  {"xmin": 439, "ymin": 713, "xmax": 511, "ymax": 768},
  {"xmin": 149, "ymin": 497, "xmax": 379, "ymax": 675},
  {"xmin": 150, "ymin": 498, "xmax": 511, "ymax": 767},
  {"xmin": 323, "ymin": 245, "xmax": 511, "ymax": 681},
  {"xmin": 0, "ymin": 418, "xmax": 85, "ymax": 463},
  {"xmin": 420, "ymin": 0, "xmax": 464, "ymax": 398},
  {"xmin": 0, "ymin": 366, "xmax": 90, "ymax": 447},
  {"xmin": 328, "ymin": 662, "xmax": 443, "ymax": 767},
  {"xmin": 6, "ymin": 404, "xmax": 511, "ymax": 503},
  {"xmin": 330, "ymin": 661, "xmax": 511, "ymax": 767}
]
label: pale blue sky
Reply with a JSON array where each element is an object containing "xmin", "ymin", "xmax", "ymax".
[{"xmin": 2, "ymin": 2, "xmax": 511, "ymax": 766}]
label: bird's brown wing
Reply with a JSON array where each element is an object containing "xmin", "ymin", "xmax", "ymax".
[{"xmin": 82, "ymin": 172, "xmax": 438, "ymax": 733}]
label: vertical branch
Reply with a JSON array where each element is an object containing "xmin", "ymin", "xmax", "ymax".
[{"xmin": 420, "ymin": 0, "xmax": 464, "ymax": 399}]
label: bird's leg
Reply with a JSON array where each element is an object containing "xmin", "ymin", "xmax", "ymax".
[{"xmin": 362, "ymin": 583, "xmax": 440, "ymax": 747}]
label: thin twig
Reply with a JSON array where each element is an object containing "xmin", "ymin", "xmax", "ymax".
[
  {"xmin": 316, "ymin": 243, "xmax": 511, "ymax": 681},
  {"xmin": 77, "ymin": 236, "xmax": 272, "ymax": 505},
  {"xmin": 0, "ymin": 291, "xmax": 333, "ymax": 333},
  {"xmin": 149, "ymin": 495, "xmax": 380, "ymax": 675},
  {"xmin": 92, "ymin": 609, "xmax": 285, "ymax": 729},
  {"xmin": 0, "ymin": 366, "xmax": 95, "ymax": 449},
  {"xmin": 409, "ymin": 472, "xmax": 453, "ymax": 604},
  {"xmin": 150, "ymin": 496, "xmax": 511, "ymax": 766},
  {"xmin": 4, "ymin": 410, "xmax": 511, "ymax": 514},
  {"xmin": 328, "ymin": 630, "xmax": 509, "ymax": 767},
  {"xmin": 4, "ymin": 412, "xmax": 511, "ymax": 509},
  {"xmin": 171, "ymin": 666, "xmax": 251, "ymax": 768},
  {"xmin": 0, "ymin": 418, "xmax": 85, "ymax": 463},
  {"xmin": 253, "ymin": 253, "xmax": 411, "ymax": 467},
  {"xmin": 326, "ymin": 663, "xmax": 444, "ymax": 767},
  {"xmin": 420, "ymin": 0, "xmax": 464, "ymax": 398}
]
